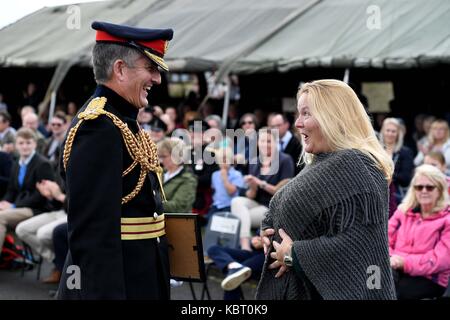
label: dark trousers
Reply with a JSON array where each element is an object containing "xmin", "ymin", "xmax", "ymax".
[
  {"xmin": 393, "ymin": 269, "xmax": 446, "ymax": 299},
  {"xmin": 52, "ymin": 222, "xmax": 68, "ymax": 272},
  {"xmin": 206, "ymin": 206, "xmax": 231, "ymax": 222},
  {"xmin": 207, "ymin": 245, "xmax": 265, "ymax": 300}
]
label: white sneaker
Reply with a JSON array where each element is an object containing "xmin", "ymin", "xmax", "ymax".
[
  {"xmin": 221, "ymin": 266, "xmax": 252, "ymax": 291},
  {"xmin": 170, "ymin": 279, "xmax": 184, "ymax": 288}
]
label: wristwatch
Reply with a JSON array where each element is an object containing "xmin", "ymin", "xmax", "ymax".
[{"xmin": 283, "ymin": 247, "xmax": 293, "ymax": 267}]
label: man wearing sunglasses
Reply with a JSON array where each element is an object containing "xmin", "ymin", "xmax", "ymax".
[
  {"xmin": 44, "ymin": 112, "xmax": 67, "ymax": 165},
  {"xmin": 58, "ymin": 21, "xmax": 174, "ymax": 300},
  {"xmin": 148, "ymin": 117, "xmax": 168, "ymax": 143}
]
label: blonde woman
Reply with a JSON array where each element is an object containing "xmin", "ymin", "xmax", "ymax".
[
  {"xmin": 379, "ymin": 118, "xmax": 414, "ymax": 213},
  {"xmin": 256, "ymin": 79, "xmax": 396, "ymax": 300},
  {"xmin": 389, "ymin": 164, "xmax": 450, "ymax": 299},
  {"xmin": 157, "ymin": 138, "xmax": 198, "ymax": 213},
  {"xmin": 414, "ymin": 119, "xmax": 450, "ymax": 175}
]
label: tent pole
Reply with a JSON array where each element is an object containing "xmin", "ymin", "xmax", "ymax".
[
  {"xmin": 221, "ymin": 77, "xmax": 230, "ymax": 129},
  {"xmin": 48, "ymin": 91, "xmax": 57, "ymax": 123},
  {"xmin": 343, "ymin": 68, "xmax": 350, "ymax": 84},
  {"xmin": 38, "ymin": 59, "xmax": 77, "ymax": 121}
]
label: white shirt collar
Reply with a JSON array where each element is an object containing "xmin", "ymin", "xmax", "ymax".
[
  {"xmin": 164, "ymin": 166, "xmax": 183, "ymax": 183},
  {"xmin": 280, "ymin": 130, "xmax": 293, "ymax": 150},
  {"xmin": 19, "ymin": 151, "xmax": 36, "ymax": 166}
]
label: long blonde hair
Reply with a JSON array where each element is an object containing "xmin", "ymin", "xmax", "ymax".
[
  {"xmin": 297, "ymin": 79, "xmax": 393, "ymax": 181},
  {"xmin": 157, "ymin": 137, "xmax": 187, "ymax": 166},
  {"xmin": 379, "ymin": 117, "xmax": 404, "ymax": 153},
  {"xmin": 399, "ymin": 164, "xmax": 449, "ymax": 213},
  {"xmin": 428, "ymin": 119, "xmax": 450, "ymax": 145}
]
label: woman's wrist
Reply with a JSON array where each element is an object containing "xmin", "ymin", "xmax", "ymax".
[{"xmin": 259, "ymin": 180, "xmax": 267, "ymax": 190}]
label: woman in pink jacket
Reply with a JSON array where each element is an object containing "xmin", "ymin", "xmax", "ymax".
[{"xmin": 389, "ymin": 164, "xmax": 450, "ymax": 299}]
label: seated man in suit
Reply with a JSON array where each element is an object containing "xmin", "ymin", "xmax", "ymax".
[
  {"xmin": 268, "ymin": 113, "xmax": 303, "ymax": 174},
  {"xmin": 0, "ymin": 127, "xmax": 55, "ymax": 253}
]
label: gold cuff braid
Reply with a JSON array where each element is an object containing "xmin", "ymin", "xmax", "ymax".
[{"xmin": 62, "ymin": 97, "xmax": 166, "ymax": 204}]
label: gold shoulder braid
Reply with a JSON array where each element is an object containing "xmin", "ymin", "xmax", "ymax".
[{"xmin": 63, "ymin": 97, "xmax": 167, "ymax": 204}]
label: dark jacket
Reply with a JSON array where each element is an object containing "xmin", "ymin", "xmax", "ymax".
[
  {"xmin": 392, "ymin": 146, "xmax": 414, "ymax": 188},
  {"xmin": 2, "ymin": 152, "xmax": 54, "ymax": 215},
  {"xmin": 190, "ymin": 145, "xmax": 218, "ymax": 215},
  {"xmin": 57, "ymin": 85, "xmax": 170, "ymax": 300},
  {"xmin": 282, "ymin": 133, "xmax": 303, "ymax": 175},
  {"xmin": 43, "ymin": 136, "xmax": 63, "ymax": 167},
  {"xmin": 0, "ymin": 151, "xmax": 13, "ymax": 198}
]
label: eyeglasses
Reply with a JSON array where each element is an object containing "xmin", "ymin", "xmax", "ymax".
[
  {"xmin": 414, "ymin": 185, "xmax": 437, "ymax": 192},
  {"xmin": 242, "ymin": 121, "xmax": 254, "ymax": 125}
]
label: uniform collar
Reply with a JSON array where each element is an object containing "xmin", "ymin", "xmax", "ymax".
[{"xmin": 94, "ymin": 84, "xmax": 139, "ymax": 119}]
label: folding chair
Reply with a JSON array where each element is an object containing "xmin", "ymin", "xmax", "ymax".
[
  {"xmin": 197, "ymin": 211, "xmax": 241, "ymax": 300},
  {"xmin": 20, "ymin": 241, "xmax": 42, "ymax": 280}
]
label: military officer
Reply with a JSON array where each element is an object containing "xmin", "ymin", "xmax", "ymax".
[{"xmin": 57, "ymin": 21, "xmax": 173, "ymax": 299}]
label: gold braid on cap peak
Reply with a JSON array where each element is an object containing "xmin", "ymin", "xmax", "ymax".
[{"xmin": 63, "ymin": 97, "xmax": 166, "ymax": 204}]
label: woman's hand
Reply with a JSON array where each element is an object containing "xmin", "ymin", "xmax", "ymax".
[
  {"xmin": 390, "ymin": 255, "xmax": 405, "ymax": 270},
  {"xmin": 36, "ymin": 181, "xmax": 52, "ymax": 199},
  {"xmin": 0, "ymin": 200, "xmax": 13, "ymax": 210},
  {"xmin": 244, "ymin": 175, "xmax": 259, "ymax": 189},
  {"xmin": 418, "ymin": 143, "xmax": 431, "ymax": 155},
  {"xmin": 46, "ymin": 180, "xmax": 65, "ymax": 203},
  {"xmin": 153, "ymin": 105, "xmax": 164, "ymax": 117},
  {"xmin": 260, "ymin": 228, "xmax": 275, "ymax": 255},
  {"xmin": 269, "ymin": 229, "xmax": 293, "ymax": 278}
]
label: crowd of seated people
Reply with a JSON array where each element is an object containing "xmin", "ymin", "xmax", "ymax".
[
  {"xmin": 1, "ymin": 83, "xmax": 450, "ymax": 301},
  {"xmin": 0, "ymin": 98, "xmax": 75, "ymax": 284}
]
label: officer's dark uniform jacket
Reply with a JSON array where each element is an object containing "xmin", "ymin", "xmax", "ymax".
[{"xmin": 57, "ymin": 85, "xmax": 170, "ymax": 299}]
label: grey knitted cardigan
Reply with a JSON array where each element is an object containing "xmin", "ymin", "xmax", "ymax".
[{"xmin": 256, "ymin": 149, "xmax": 396, "ymax": 300}]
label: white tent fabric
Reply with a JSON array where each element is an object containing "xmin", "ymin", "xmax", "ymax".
[
  {"xmin": 237, "ymin": 0, "xmax": 450, "ymax": 72},
  {"xmin": 1, "ymin": 0, "xmax": 449, "ymax": 72},
  {"xmin": 0, "ymin": 0, "xmax": 159, "ymax": 67}
]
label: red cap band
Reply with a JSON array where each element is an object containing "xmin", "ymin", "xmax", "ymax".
[{"xmin": 95, "ymin": 30, "xmax": 167, "ymax": 56}]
